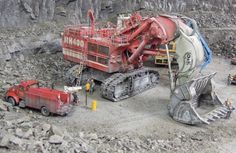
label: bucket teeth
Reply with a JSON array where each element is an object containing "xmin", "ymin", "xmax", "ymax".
[
  {"xmin": 201, "ymin": 106, "xmax": 228, "ymax": 123},
  {"xmin": 219, "ymin": 107, "xmax": 228, "ymax": 113},
  {"xmin": 216, "ymin": 112, "xmax": 225, "ymax": 117},
  {"xmin": 168, "ymin": 73, "xmax": 231, "ymax": 125},
  {"xmin": 205, "ymin": 117, "xmax": 215, "ymax": 122},
  {"xmin": 214, "ymin": 109, "xmax": 226, "ymax": 116}
]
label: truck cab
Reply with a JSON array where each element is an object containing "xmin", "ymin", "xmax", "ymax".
[{"xmin": 6, "ymin": 80, "xmax": 39, "ymax": 105}]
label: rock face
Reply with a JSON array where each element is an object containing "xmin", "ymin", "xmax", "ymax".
[
  {"xmin": 0, "ymin": 0, "xmax": 55, "ymax": 27},
  {"xmin": 0, "ymin": 0, "xmax": 235, "ymax": 27}
]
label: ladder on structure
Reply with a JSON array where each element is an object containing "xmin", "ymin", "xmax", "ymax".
[{"xmin": 76, "ymin": 56, "xmax": 86, "ymax": 86}]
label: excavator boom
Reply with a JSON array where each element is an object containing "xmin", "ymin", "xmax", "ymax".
[{"xmin": 114, "ymin": 13, "xmax": 228, "ymax": 124}]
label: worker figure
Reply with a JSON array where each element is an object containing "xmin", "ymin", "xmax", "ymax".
[
  {"xmin": 72, "ymin": 92, "xmax": 80, "ymax": 105},
  {"xmin": 228, "ymin": 74, "xmax": 233, "ymax": 85},
  {"xmin": 225, "ymin": 98, "xmax": 235, "ymax": 119},
  {"xmin": 85, "ymin": 80, "xmax": 91, "ymax": 106},
  {"xmin": 85, "ymin": 81, "xmax": 90, "ymax": 92},
  {"xmin": 90, "ymin": 79, "xmax": 95, "ymax": 94},
  {"xmin": 74, "ymin": 78, "xmax": 79, "ymax": 86}
]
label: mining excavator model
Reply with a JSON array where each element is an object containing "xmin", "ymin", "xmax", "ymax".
[{"xmin": 62, "ymin": 10, "xmax": 229, "ymax": 125}]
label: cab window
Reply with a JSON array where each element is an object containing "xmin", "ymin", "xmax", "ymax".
[
  {"xmin": 30, "ymin": 84, "xmax": 39, "ymax": 88},
  {"xmin": 19, "ymin": 86, "xmax": 24, "ymax": 91}
]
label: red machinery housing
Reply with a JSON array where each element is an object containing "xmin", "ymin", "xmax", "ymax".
[
  {"xmin": 62, "ymin": 10, "xmax": 179, "ymax": 101},
  {"xmin": 5, "ymin": 80, "xmax": 72, "ymax": 116},
  {"xmin": 62, "ymin": 11, "xmax": 177, "ymax": 73}
]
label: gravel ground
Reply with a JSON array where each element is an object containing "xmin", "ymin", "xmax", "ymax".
[{"xmin": 0, "ymin": 56, "xmax": 236, "ymax": 153}]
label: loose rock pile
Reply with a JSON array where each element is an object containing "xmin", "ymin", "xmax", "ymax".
[
  {"xmin": 0, "ymin": 24, "xmax": 70, "ymax": 99},
  {"xmin": 187, "ymin": 11, "xmax": 236, "ymax": 58},
  {"xmin": 0, "ymin": 52, "xmax": 72, "ymax": 98},
  {"xmin": 211, "ymin": 38, "xmax": 236, "ymax": 58},
  {"xmin": 0, "ymin": 110, "xmax": 220, "ymax": 153},
  {"xmin": 0, "ymin": 112, "xmax": 96, "ymax": 153},
  {"xmin": 188, "ymin": 11, "xmax": 236, "ymax": 28}
]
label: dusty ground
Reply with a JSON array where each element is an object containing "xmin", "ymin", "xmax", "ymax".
[
  {"xmin": 62, "ymin": 56, "xmax": 236, "ymax": 147},
  {"xmin": 43, "ymin": 56, "xmax": 236, "ymax": 152},
  {"xmin": 56, "ymin": 56, "xmax": 236, "ymax": 132},
  {"xmin": 1, "ymin": 56, "xmax": 235, "ymax": 153}
]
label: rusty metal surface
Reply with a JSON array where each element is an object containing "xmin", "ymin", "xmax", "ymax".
[{"xmin": 5, "ymin": 80, "xmax": 72, "ymax": 116}]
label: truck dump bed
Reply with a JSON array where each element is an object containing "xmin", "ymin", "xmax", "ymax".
[{"xmin": 26, "ymin": 87, "xmax": 70, "ymax": 103}]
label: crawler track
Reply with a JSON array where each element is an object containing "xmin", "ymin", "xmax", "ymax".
[{"xmin": 101, "ymin": 68, "xmax": 160, "ymax": 101}]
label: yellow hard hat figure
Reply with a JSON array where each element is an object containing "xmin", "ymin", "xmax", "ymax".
[{"xmin": 85, "ymin": 82, "xmax": 90, "ymax": 92}]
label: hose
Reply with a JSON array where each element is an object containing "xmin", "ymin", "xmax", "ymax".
[
  {"xmin": 180, "ymin": 17, "xmax": 198, "ymax": 36},
  {"xmin": 165, "ymin": 44, "xmax": 174, "ymax": 91},
  {"xmin": 169, "ymin": 13, "xmax": 198, "ymax": 36}
]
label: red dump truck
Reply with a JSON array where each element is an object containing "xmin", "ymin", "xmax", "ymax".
[{"xmin": 5, "ymin": 80, "xmax": 72, "ymax": 116}]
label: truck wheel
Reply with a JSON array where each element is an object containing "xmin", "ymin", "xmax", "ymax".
[
  {"xmin": 8, "ymin": 97, "xmax": 16, "ymax": 106},
  {"xmin": 41, "ymin": 107, "xmax": 50, "ymax": 116},
  {"xmin": 19, "ymin": 101, "xmax": 26, "ymax": 108}
]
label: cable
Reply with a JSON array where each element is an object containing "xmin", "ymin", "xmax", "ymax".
[{"xmin": 166, "ymin": 44, "xmax": 175, "ymax": 91}]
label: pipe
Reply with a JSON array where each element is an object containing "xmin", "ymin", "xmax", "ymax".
[
  {"xmin": 87, "ymin": 9, "xmax": 95, "ymax": 35},
  {"xmin": 181, "ymin": 17, "xmax": 198, "ymax": 36},
  {"xmin": 128, "ymin": 39, "xmax": 148, "ymax": 63},
  {"xmin": 142, "ymin": 50, "xmax": 158, "ymax": 56},
  {"xmin": 128, "ymin": 19, "xmax": 152, "ymax": 41}
]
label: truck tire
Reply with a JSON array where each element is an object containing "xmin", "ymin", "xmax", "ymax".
[
  {"xmin": 19, "ymin": 101, "xmax": 26, "ymax": 108},
  {"xmin": 8, "ymin": 97, "xmax": 16, "ymax": 106},
  {"xmin": 41, "ymin": 107, "xmax": 50, "ymax": 116}
]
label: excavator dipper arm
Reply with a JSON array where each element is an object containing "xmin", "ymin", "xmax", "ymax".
[{"xmin": 124, "ymin": 14, "xmax": 228, "ymax": 125}]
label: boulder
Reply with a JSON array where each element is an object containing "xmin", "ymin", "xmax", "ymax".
[
  {"xmin": 51, "ymin": 125, "xmax": 64, "ymax": 136},
  {"xmin": 0, "ymin": 101, "xmax": 8, "ymax": 111},
  {"xmin": 22, "ymin": 2, "xmax": 33, "ymax": 13},
  {"xmin": 87, "ymin": 133, "xmax": 98, "ymax": 140},
  {"xmin": 15, "ymin": 128, "xmax": 24, "ymax": 138},
  {"xmin": 10, "ymin": 136, "xmax": 22, "ymax": 146},
  {"xmin": 23, "ymin": 129, "xmax": 33, "ymax": 139},
  {"xmin": 16, "ymin": 116, "xmax": 31, "ymax": 124},
  {"xmin": 42, "ymin": 123, "xmax": 51, "ymax": 132},
  {"xmin": 0, "ymin": 134, "xmax": 13, "ymax": 148},
  {"xmin": 20, "ymin": 122, "xmax": 33, "ymax": 128},
  {"xmin": 49, "ymin": 135, "xmax": 63, "ymax": 144}
]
